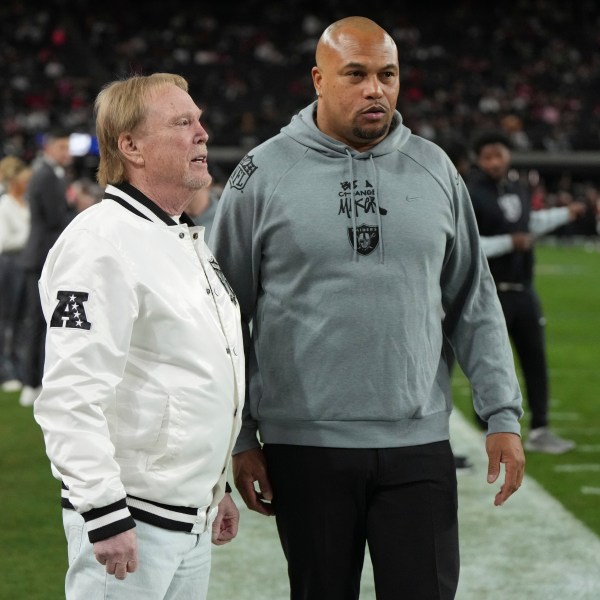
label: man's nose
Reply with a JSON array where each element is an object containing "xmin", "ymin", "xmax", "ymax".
[
  {"xmin": 195, "ymin": 122, "xmax": 209, "ymax": 143},
  {"xmin": 364, "ymin": 76, "xmax": 383, "ymax": 98}
]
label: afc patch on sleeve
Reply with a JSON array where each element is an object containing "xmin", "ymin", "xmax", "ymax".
[{"xmin": 50, "ymin": 291, "xmax": 92, "ymax": 330}]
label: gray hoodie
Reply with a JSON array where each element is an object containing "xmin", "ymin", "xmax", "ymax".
[{"xmin": 210, "ymin": 102, "xmax": 523, "ymax": 453}]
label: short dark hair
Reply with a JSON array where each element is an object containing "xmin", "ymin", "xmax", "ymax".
[
  {"xmin": 471, "ymin": 130, "xmax": 512, "ymax": 156},
  {"xmin": 42, "ymin": 127, "xmax": 71, "ymax": 145},
  {"xmin": 439, "ymin": 136, "xmax": 469, "ymax": 165}
]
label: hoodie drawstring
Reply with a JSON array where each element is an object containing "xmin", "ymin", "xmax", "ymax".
[
  {"xmin": 369, "ymin": 154, "xmax": 384, "ymax": 264},
  {"xmin": 345, "ymin": 149, "xmax": 385, "ymax": 264},
  {"xmin": 345, "ymin": 148, "xmax": 359, "ymax": 262}
]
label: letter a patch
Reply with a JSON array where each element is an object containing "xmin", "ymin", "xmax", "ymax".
[{"xmin": 50, "ymin": 291, "xmax": 92, "ymax": 330}]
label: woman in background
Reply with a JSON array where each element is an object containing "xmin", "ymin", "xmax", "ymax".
[{"xmin": 0, "ymin": 155, "xmax": 32, "ymax": 392}]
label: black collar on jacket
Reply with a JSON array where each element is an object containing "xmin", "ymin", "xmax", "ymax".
[{"xmin": 110, "ymin": 181, "xmax": 195, "ymax": 226}]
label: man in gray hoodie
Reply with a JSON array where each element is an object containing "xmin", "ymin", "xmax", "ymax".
[{"xmin": 210, "ymin": 16, "xmax": 525, "ymax": 600}]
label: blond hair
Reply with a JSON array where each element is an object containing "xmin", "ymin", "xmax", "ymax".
[
  {"xmin": 94, "ymin": 73, "xmax": 189, "ymax": 186},
  {"xmin": 0, "ymin": 155, "xmax": 30, "ymax": 185}
]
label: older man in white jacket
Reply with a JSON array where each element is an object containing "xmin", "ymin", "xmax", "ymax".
[{"xmin": 34, "ymin": 73, "xmax": 244, "ymax": 600}]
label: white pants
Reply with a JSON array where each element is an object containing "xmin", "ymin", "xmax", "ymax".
[{"xmin": 63, "ymin": 509, "xmax": 212, "ymax": 600}]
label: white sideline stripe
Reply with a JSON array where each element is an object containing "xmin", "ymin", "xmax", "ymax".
[
  {"xmin": 536, "ymin": 264, "xmax": 586, "ymax": 275},
  {"xmin": 560, "ymin": 428, "xmax": 600, "ymax": 435},
  {"xmin": 581, "ymin": 487, "xmax": 600, "ymax": 495},
  {"xmin": 549, "ymin": 411, "xmax": 581, "ymax": 420},
  {"xmin": 209, "ymin": 409, "xmax": 600, "ymax": 600},
  {"xmin": 578, "ymin": 445, "xmax": 600, "ymax": 452},
  {"xmin": 554, "ymin": 464, "xmax": 600, "ymax": 473}
]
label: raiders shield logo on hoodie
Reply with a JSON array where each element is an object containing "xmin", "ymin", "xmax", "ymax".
[{"xmin": 348, "ymin": 224, "xmax": 380, "ymax": 256}]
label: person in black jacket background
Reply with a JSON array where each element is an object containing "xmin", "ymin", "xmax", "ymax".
[{"xmin": 467, "ymin": 130, "xmax": 586, "ymax": 454}]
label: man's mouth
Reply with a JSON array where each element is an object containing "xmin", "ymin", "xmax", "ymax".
[{"xmin": 362, "ymin": 105, "xmax": 386, "ymax": 115}]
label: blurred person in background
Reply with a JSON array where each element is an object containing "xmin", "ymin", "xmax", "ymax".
[
  {"xmin": 573, "ymin": 183, "xmax": 600, "ymax": 238},
  {"xmin": 439, "ymin": 135, "xmax": 472, "ymax": 181},
  {"xmin": 0, "ymin": 156, "xmax": 32, "ymax": 391},
  {"xmin": 67, "ymin": 177, "xmax": 104, "ymax": 214},
  {"xmin": 17, "ymin": 128, "xmax": 75, "ymax": 407},
  {"xmin": 186, "ymin": 180, "xmax": 223, "ymax": 242},
  {"xmin": 467, "ymin": 130, "xmax": 587, "ymax": 454}
]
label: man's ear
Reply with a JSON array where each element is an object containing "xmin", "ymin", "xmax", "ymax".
[
  {"xmin": 118, "ymin": 132, "xmax": 144, "ymax": 166},
  {"xmin": 311, "ymin": 66, "xmax": 322, "ymax": 96}
]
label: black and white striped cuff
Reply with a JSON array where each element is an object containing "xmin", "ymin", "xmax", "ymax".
[{"xmin": 82, "ymin": 497, "xmax": 136, "ymax": 543}]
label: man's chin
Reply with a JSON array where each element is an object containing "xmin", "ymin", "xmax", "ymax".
[{"xmin": 353, "ymin": 123, "xmax": 390, "ymax": 141}]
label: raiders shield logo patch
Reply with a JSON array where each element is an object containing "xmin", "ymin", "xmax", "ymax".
[
  {"xmin": 208, "ymin": 257, "xmax": 238, "ymax": 305},
  {"xmin": 50, "ymin": 291, "xmax": 92, "ymax": 330},
  {"xmin": 348, "ymin": 224, "xmax": 380, "ymax": 256},
  {"xmin": 229, "ymin": 154, "xmax": 258, "ymax": 191}
]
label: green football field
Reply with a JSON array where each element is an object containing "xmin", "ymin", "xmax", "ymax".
[
  {"xmin": 452, "ymin": 240, "xmax": 600, "ymax": 535},
  {"xmin": 1, "ymin": 241, "xmax": 599, "ymax": 599}
]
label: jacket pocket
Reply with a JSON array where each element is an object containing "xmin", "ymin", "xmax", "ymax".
[{"xmin": 115, "ymin": 387, "xmax": 172, "ymax": 460}]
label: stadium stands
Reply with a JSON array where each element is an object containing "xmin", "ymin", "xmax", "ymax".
[{"xmin": 1, "ymin": 0, "xmax": 598, "ymax": 230}]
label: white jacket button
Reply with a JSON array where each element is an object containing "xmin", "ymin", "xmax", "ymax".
[
  {"xmin": 193, "ymin": 233, "xmax": 198, "ymax": 240},
  {"xmin": 179, "ymin": 232, "xmax": 185, "ymax": 239}
]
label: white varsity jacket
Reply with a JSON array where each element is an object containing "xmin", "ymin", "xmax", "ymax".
[{"xmin": 34, "ymin": 183, "xmax": 244, "ymax": 542}]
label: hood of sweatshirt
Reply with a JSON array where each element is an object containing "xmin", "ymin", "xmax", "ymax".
[
  {"xmin": 280, "ymin": 102, "xmax": 412, "ymax": 263},
  {"xmin": 281, "ymin": 101, "xmax": 412, "ymax": 158}
]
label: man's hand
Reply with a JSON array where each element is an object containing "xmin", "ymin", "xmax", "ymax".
[
  {"xmin": 94, "ymin": 529, "xmax": 138, "ymax": 580},
  {"xmin": 511, "ymin": 232, "xmax": 533, "ymax": 251},
  {"xmin": 212, "ymin": 492, "xmax": 240, "ymax": 545},
  {"xmin": 568, "ymin": 201, "xmax": 587, "ymax": 220},
  {"xmin": 486, "ymin": 432, "xmax": 526, "ymax": 506},
  {"xmin": 232, "ymin": 447, "xmax": 274, "ymax": 516}
]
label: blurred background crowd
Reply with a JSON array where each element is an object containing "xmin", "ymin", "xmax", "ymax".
[{"xmin": 2, "ymin": 0, "xmax": 600, "ymax": 158}]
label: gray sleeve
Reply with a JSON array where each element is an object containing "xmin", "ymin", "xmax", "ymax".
[
  {"xmin": 480, "ymin": 234, "xmax": 514, "ymax": 258},
  {"xmin": 529, "ymin": 207, "xmax": 570, "ymax": 236}
]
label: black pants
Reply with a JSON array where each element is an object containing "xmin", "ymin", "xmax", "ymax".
[
  {"xmin": 498, "ymin": 288, "xmax": 548, "ymax": 430},
  {"xmin": 263, "ymin": 442, "xmax": 459, "ymax": 600}
]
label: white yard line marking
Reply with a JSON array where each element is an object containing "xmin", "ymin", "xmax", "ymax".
[
  {"xmin": 549, "ymin": 412, "xmax": 581, "ymax": 420},
  {"xmin": 578, "ymin": 445, "xmax": 600, "ymax": 452},
  {"xmin": 554, "ymin": 464, "xmax": 600, "ymax": 472},
  {"xmin": 536, "ymin": 264, "xmax": 586, "ymax": 275},
  {"xmin": 555, "ymin": 428, "xmax": 600, "ymax": 436},
  {"xmin": 581, "ymin": 487, "xmax": 600, "ymax": 495}
]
